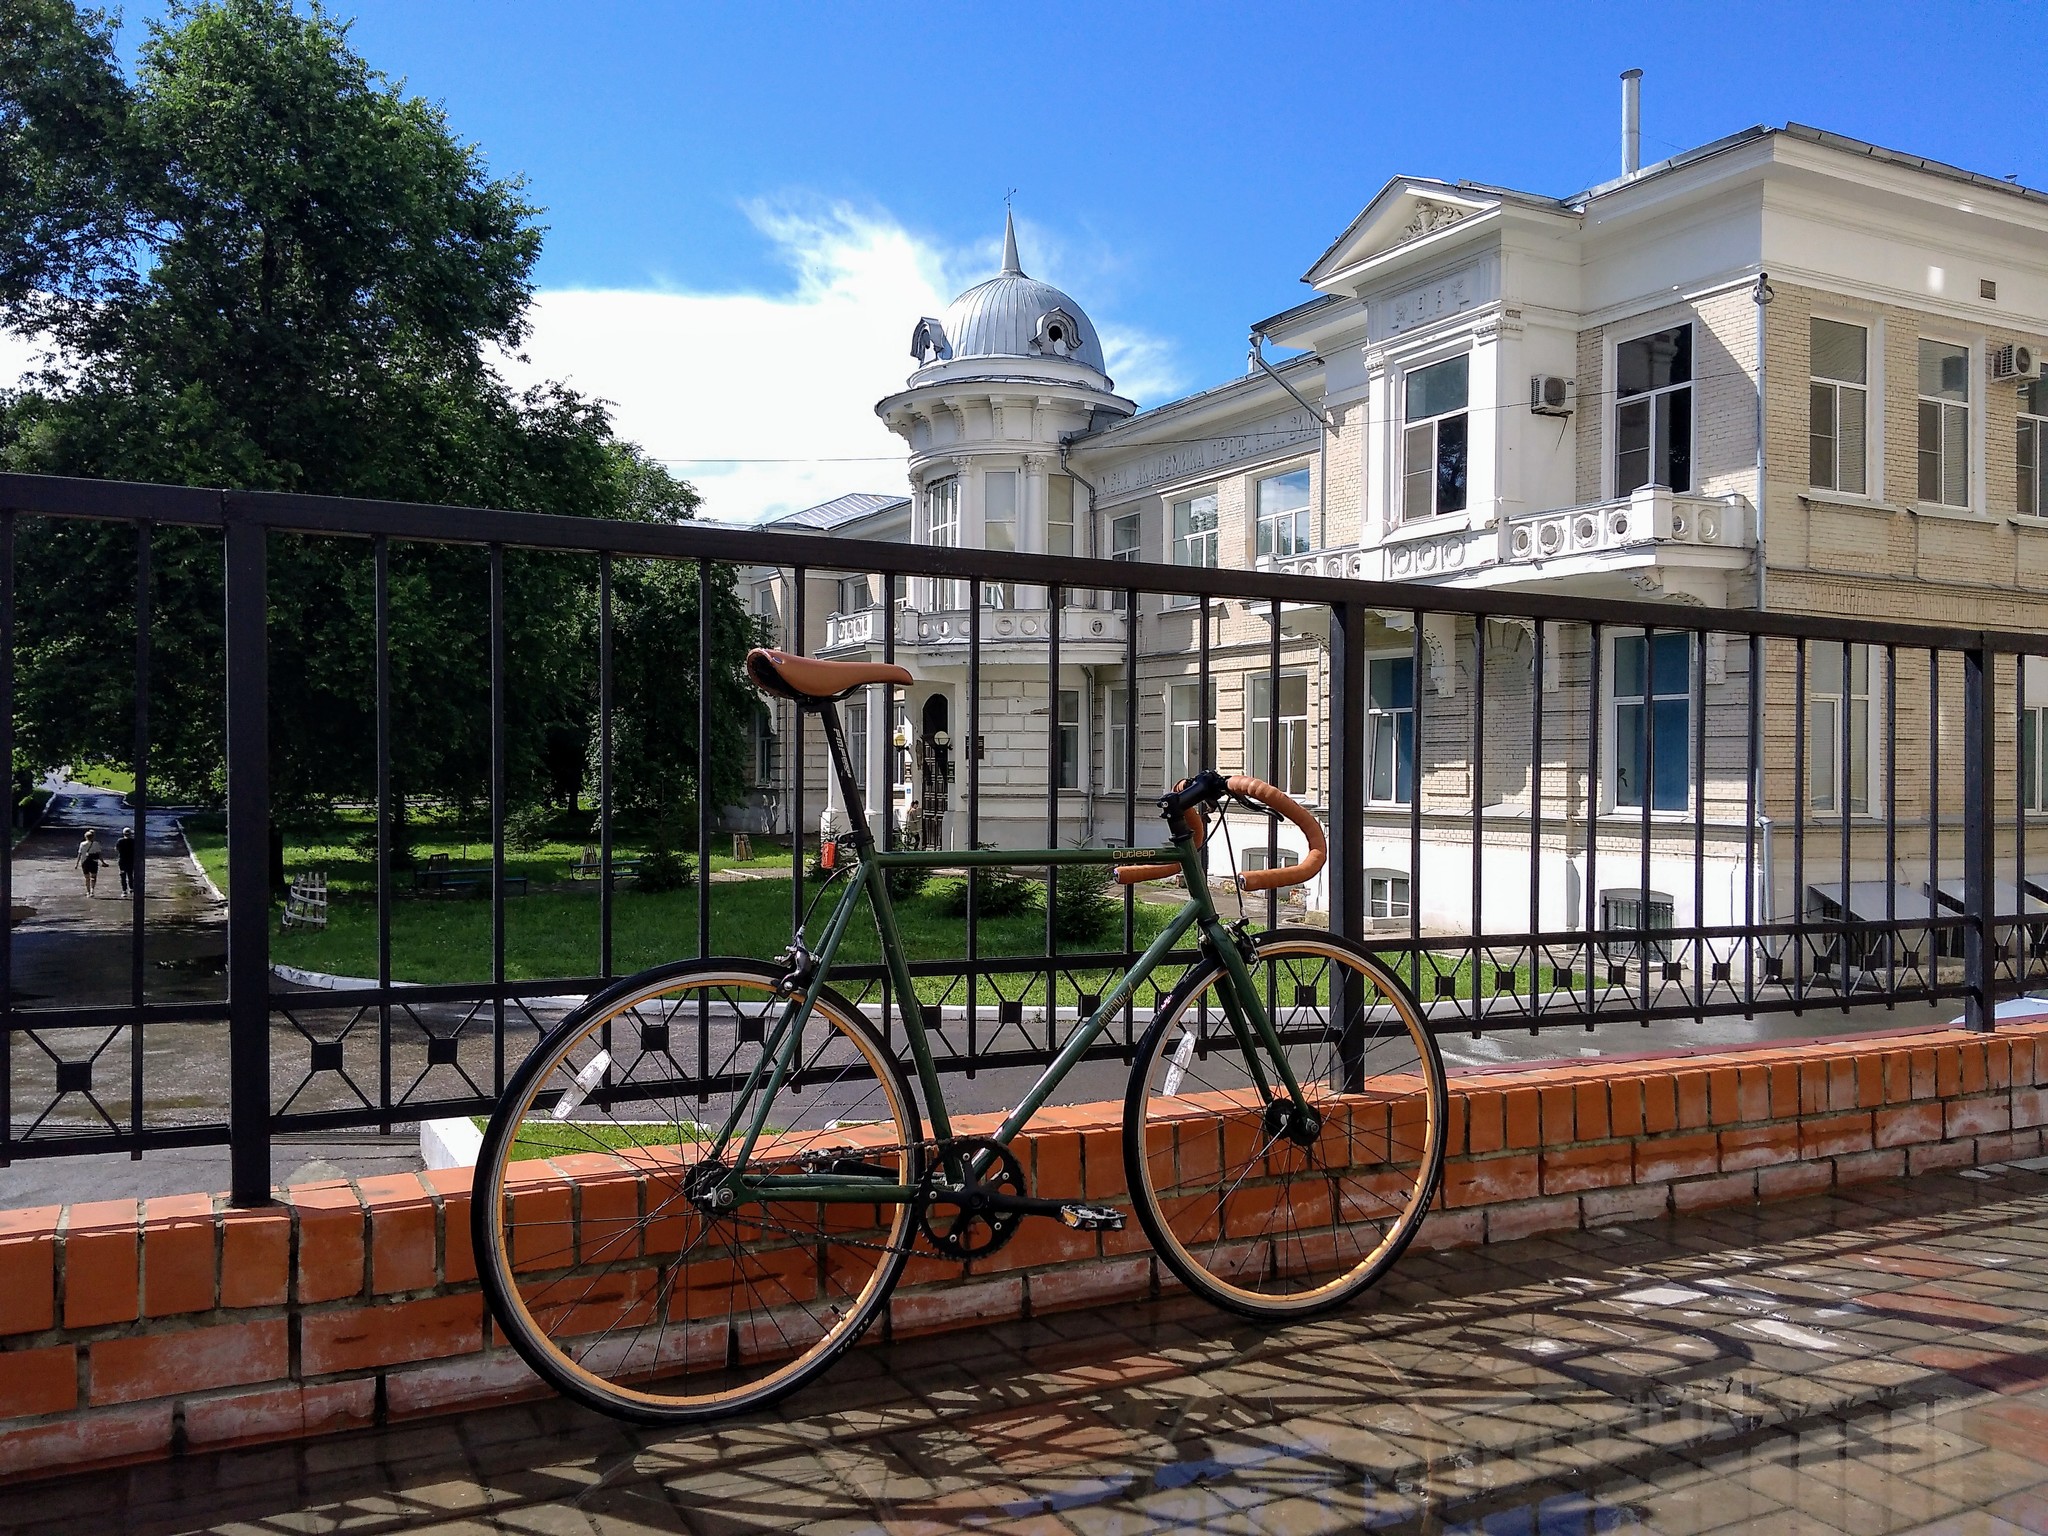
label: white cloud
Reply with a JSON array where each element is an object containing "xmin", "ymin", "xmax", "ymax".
[{"xmin": 502, "ymin": 201, "xmax": 1184, "ymax": 524}]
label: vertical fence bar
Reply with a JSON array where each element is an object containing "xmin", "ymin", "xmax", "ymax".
[
  {"xmin": 880, "ymin": 572, "xmax": 897, "ymax": 1050},
  {"xmin": 130, "ymin": 524, "xmax": 151, "ymax": 1013},
  {"xmin": 1121, "ymin": 586, "xmax": 1137, "ymax": 1046},
  {"xmin": 1792, "ymin": 638, "xmax": 1807, "ymax": 1014},
  {"xmin": 1471, "ymin": 617, "xmax": 1486, "ymax": 1028},
  {"xmin": 1529, "ymin": 620, "xmax": 1544, "ymax": 1029},
  {"xmin": 224, "ymin": 511, "xmax": 272, "ymax": 1207},
  {"xmin": 2018, "ymin": 650, "xmax": 2030, "ymax": 985},
  {"xmin": 0, "ymin": 512, "xmax": 13, "ymax": 1165},
  {"xmin": 1408, "ymin": 617, "xmax": 1423, "ymax": 996},
  {"xmin": 1930, "ymin": 650, "xmax": 1943, "ymax": 998},
  {"xmin": 1837, "ymin": 641, "xmax": 1854, "ymax": 1008},
  {"xmin": 1744, "ymin": 635, "xmax": 1761, "ymax": 1014},
  {"xmin": 1965, "ymin": 642, "xmax": 1996, "ymax": 1030},
  {"xmin": 696, "ymin": 559, "xmax": 712, "ymax": 965},
  {"xmin": 1330, "ymin": 599, "xmax": 1367, "ymax": 1087},
  {"xmin": 489, "ymin": 545, "xmax": 507, "ymax": 1089},
  {"xmin": 129, "ymin": 523, "xmax": 151, "ymax": 1150},
  {"xmin": 966, "ymin": 588, "xmax": 980, "ymax": 1074},
  {"xmin": 791, "ymin": 566, "xmax": 806, "ymax": 930},
  {"xmin": 598, "ymin": 553, "xmax": 613, "ymax": 980},
  {"xmin": 1692, "ymin": 627, "xmax": 1707, "ymax": 1024},
  {"xmin": 1266, "ymin": 598, "xmax": 1281, "ymax": 932},
  {"xmin": 1638, "ymin": 629, "xmax": 1654, "ymax": 1030},
  {"xmin": 1885, "ymin": 644, "xmax": 1898, "ymax": 1000},
  {"xmin": 1046, "ymin": 582, "xmax": 1062, "ymax": 1053},
  {"xmin": 1585, "ymin": 623, "xmax": 1602, "ymax": 1017},
  {"xmin": 1196, "ymin": 595, "xmax": 1210, "ymax": 876},
  {"xmin": 374, "ymin": 537, "xmax": 392, "ymax": 1128}
]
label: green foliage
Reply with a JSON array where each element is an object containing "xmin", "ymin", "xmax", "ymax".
[
  {"xmin": 504, "ymin": 803, "xmax": 554, "ymax": 854},
  {"xmin": 636, "ymin": 830, "xmax": 692, "ymax": 894},
  {"xmin": 0, "ymin": 1, "xmax": 755, "ymax": 822},
  {"xmin": 885, "ymin": 863, "xmax": 930, "ymax": 903},
  {"xmin": 937, "ymin": 854, "xmax": 1036, "ymax": 921},
  {"xmin": 1050, "ymin": 863, "xmax": 1117, "ymax": 947}
]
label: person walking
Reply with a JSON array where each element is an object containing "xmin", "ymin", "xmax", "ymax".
[
  {"xmin": 116, "ymin": 827, "xmax": 136, "ymax": 896},
  {"xmin": 76, "ymin": 829, "xmax": 102, "ymax": 897}
]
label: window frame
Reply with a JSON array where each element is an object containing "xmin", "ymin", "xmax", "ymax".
[
  {"xmin": 1367, "ymin": 871, "xmax": 1412, "ymax": 922},
  {"xmin": 835, "ymin": 574, "xmax": 871, "ymax": 616},
  {"xmin": 1104, "ymin": 687, "xmax": 1128, "ymax": 793},
  {"xmin": 1808, "ymin": 641, "xmax": 1876, "ymax": 817},
  {"xmin": 1366, "ymin": 653, "xmax": 1417, "ymax": 807},
  {"xmin": 1809, "ymin": 316, "xmax": 1870, "ymax": 497},
  {"xmin": 845, "ymin": 696, "xmax": 868, "ymax": 799},
  {"xmin": 1399, "ymin": 354, "xmax": 1471, "ymax": 522},
  {"xmin": 1166, "ymin": 680, "xmax": 1218, "ymax": 788},
  {"xmin": 1108, "ymin": 509, "xmax": 1140, "ymax": 611},
  {"xmin": 2020, "ymin": 380, "xmax": 2048, "ymax": 520},
  {"xmin": 1247, "ymin": 671, "xmax": 1311, "ymax": 797},
  {"xmin": 1606, "ymin": 629, "xmax": 1695, "ymax": 814},
  {"xmin": 1254, "ymin": 464, "xmax": 1314, "ymax": 560},
  {"xmin": 1600, "ymin": 888, "xmax": 1674, "ymax": 963},
  {"xmin": 1611, "ymin": 322, "xmax": 1695, "ymax": 496},
  {"xmin": 1047, "ymin": 473, "xmax": 1076, "ymax": 557},
  {"xmin": 2024, "ymin": 658, "xmax": 2048, "ymax": 815},
  {"xmin": 1169, "ymin": 490, "xmax": 1219, "ymax": 608},
  {"xmin": 1915, "ymin": 336, "xmax": 1973, "ymax": 511},
  {"xmin": 1056, "ymin": 688, "xmax": 1082, "ymax": 791}
]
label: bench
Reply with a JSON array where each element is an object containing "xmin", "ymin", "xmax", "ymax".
[
  {"xmin": 414, "ymin": 861, "xmax": 528, "ymax": 896},
  {"xmin": 568, "ymin": 852, "xmax": 641, "ymax": 883}
]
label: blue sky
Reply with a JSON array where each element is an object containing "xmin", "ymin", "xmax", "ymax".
[{"xmin": 82, "ymin": 1, "xmax": 2048, "ymax": 520}]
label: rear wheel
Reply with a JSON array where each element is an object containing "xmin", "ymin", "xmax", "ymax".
[
  {"xmin": 474, "ymin": 959, "xmax": 921, "ymax": 1423},
  {"xmin": 1123, "ymin": 931, "xmax": 1446, "ymax": 1317}
]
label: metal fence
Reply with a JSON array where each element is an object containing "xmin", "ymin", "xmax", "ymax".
[{"xmin": 3, "ymin": 469, "xmax": 2046, "ymax": 1206}]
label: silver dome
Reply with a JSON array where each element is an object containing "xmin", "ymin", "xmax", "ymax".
[{"xmin": 932, "ymin": 213, "xmax": 1108, "ymax": 375}]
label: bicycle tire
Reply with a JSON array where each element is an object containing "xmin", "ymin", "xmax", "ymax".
[
  {"xmin": 474, "ymin": 958, "xmax": 922, "ymax": 1423},
  {"xmin": 1122, "ymin": 929, "xmax": 1447, "ymax": 1318}
]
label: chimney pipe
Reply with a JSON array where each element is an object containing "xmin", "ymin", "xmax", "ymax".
[{"xmin": 1621, "ymin": 69, "xmax": 1642, "ymax": 176}]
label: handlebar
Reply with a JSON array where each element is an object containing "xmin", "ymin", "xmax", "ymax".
[{"xmin": 1113, "ymin": 771, "xmax": 1328, "ymax": 892}]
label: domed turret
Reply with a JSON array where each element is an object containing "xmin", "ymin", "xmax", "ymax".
[{"xmin": 905, "ymin": 212, "xmax": 1115, "ymax": 388}]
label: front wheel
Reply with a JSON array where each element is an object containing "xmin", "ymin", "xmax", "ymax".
[
  {"xmin": 1124, "ymin": 930, "xmax": 1447, "ymax": 1317},
  {"xmin": 474, "ymin": 958, "xmax": 922, "ymax": 1423}
]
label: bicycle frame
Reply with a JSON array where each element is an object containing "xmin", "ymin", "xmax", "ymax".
[{"xmin": 707, "ymin": 695, "xmax": 1313, "ymax": 1204}]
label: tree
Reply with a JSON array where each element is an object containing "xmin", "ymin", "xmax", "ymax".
[{"xmin": 0, "ymin": 0, "xmax": 755, "ymax": 824}]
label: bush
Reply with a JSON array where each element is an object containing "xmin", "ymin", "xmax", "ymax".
[
  {"xmin": 886, "ymin": 862, "xmax": 930, "ymax": 903},
  {"xmin": 1051, "ymin": 863, "xmax": 1117, "ymax": 947},
  {"xmin": 505, "ymin": 804, "xmax": 555, "ymax": 852},
  {"xmin": 937, "ymin": 853, "xmax": 1036, "ymax": 920},
  {"xmin": 637, "ymin": 829, "xmax": 693, "ymax": 893}
]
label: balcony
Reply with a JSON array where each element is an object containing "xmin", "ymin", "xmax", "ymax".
[
  {"xmin": 1261, "ymin": 487, "xmax": 1755, "ymax": 604},
  {"xmin": 820, "ymin": 601, "xmax": 1127, "ymax": 661}
]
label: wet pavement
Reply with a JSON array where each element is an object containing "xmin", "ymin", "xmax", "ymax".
[{"xmin": 11, "ymin": 1164, "xmax": 2048, "ymax": 1532}]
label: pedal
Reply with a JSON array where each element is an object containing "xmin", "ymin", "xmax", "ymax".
[{"xmin": 1057, "ymin": 1203, "xmax": 1125, "ymax": 1231}]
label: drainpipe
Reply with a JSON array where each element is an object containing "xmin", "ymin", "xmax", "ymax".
[
  {"xmin": 1058, "ymin": 434, "xmax": 1101, "ymax": 556},
  {"xmin": 1249, "ymin": 333, "xmax": 1333, "ymax": 548}
]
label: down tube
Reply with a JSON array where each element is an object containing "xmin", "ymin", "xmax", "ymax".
[{"xmin": 992, "ymin": 899, "xmax": 1208, "ymax": 1147}]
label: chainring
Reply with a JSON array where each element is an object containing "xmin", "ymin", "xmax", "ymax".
[{"xmin": 918, "ymin": 1135, "xmax": 1027, "ymax": 1261}]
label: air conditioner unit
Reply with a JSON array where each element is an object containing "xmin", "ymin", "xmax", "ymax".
[
  {"xmin": 1990, "ymin": 343, "xmax": 2041, "ymax": 382},
  {"xmin": 1530, "ymin": 374, "xmax": 1574, "ymax": 416}
]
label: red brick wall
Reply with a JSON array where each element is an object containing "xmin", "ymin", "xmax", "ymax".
[{"xmin": 4, "ymin": 1020, "xmax": 2046, "ymax": 1483}]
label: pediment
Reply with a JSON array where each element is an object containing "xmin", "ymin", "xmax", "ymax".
[{"xmin": 1304, "ymin": 180, "xmax": 1499, "ymax": 291}]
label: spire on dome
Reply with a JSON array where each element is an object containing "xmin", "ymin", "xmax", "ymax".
[{"xmin": 1000, "ymin": 208, "xmax": 1023, "ymax": 276}]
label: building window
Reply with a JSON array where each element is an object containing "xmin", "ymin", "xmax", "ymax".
[
  {"xmin": 1368, "ymin": 873, "xmax": 1411, "ymax": 921},
  {"xmin": 1255, "ymin": 467, "xmax": 1312, "ymax": 559},
  {"xmin": 1401, "ymin": 356, "xmax": 1469, "ymax": 520},
  {"xmin": 1167, "ymin": 681, "xmax": 1217, "ymax": 787},
  {"xmin": 1048, "ymin": 474, "xmax": 1076, "ymax": 556},
  {"xmin": 1057, "ymin": 689, "xmax": 1081, "ymax": 790},
  {"xmin": 836, "ymin": 575, "xmax": 871, "ymax": 615},
  {"xmin": 751, "ymin": 706, "xmax": 778, "ymax": 787},
  {"xmin": 1109, "ymin": 510, "xmax": 1140, "ymax": 609},
  {"xmin": 2020, "ymin": 381, "xmax": 2048, "ymax": 518},
  {"xmin": 1104, "ymin": 688, "xmax": 1128, "ymax": 792},
  {"xmin": 1809, "ymin": 318, "xmax": 1868, "ymax": 495},
  {"xmin": 1170, "ymin": 491, "xmax": 1217, "ymax": 607},
  {"xmin": 2024, "ymin": 660, "xmax": 2048, "ymax": 813},
  {"xmin": 1248, "ymin": 673, "xmax": 1309, "ymax": 796},
  {"xmin": 1367, "ymin": 656, "xmax": 1415, "ymax": 805},
  {"xmin": 982, "ymin": 469, "xmax": 1018, "ymax": 608},
  {"xmin": 1601, "ymin": 889, "xmax": 1673, "ymax": 962},
  {"xmin": 1917, "ymin": 339, "xmax": 1971, "ymax": 508},
  {"xmin": 926, "ymin": 476, "xmax": 962, "ymax": 608},
  {"xmin": 846, "ymin": 697, "xmax": 868, "ymax": 798},
  {"xmin": 1809, "ymin": 643, "xmax": 1872, "ymax": 815},
  {"xmin": 1615, "ymin": 325, "xmax": 1693, "ymax": 494},
  {"xmin": 1613, "ymin": 632, "xmax": 1691, "ymax": 810}
]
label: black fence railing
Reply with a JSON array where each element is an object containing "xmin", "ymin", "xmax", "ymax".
[{"xmin": 3, "ymin": 470, "xmax": 2046, "ymax": 1206}]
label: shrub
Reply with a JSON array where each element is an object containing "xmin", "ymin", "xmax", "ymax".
[
  {"xmin": 505, "ymin": 804, "xmax": 555, "ymax": 852},
  {"xmin": 1051, "ymin": 863, "xmax": 1117, "ymax": 947},
  {"xmin": 637, "ymin": 829, "xmax": 693, "ymax": 893},
  {"xmin": 937, "ymin": 853, "xmax": 1036, "ymax": 920},
  {"xmin": 886, "ymin": 862, "xmax": 930, "ymax": 903}
]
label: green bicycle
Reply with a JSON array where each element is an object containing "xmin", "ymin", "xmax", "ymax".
[{"xmin": 474, "ymin": 647, "xmax": 1448, "ymax": 1423}]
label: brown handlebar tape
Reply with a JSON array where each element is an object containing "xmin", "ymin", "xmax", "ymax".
[{"xmin": 1113, "ymin": 775, "xmax": 1328, "ymax": 891}]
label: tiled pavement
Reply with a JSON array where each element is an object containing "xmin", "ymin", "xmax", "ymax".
[{"xmin": 13, "ymin": 1168, "xmax": 2048, "ymax": 1534}]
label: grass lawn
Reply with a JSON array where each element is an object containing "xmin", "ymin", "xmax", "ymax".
[{"xmin": 72, "ymin": 765, "xmax": 135, "ymax": 794}]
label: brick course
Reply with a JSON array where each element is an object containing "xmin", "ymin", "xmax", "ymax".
[{"xmin": 2, "ymin": 1018, "xmax": 2046, "ymax": 1484}]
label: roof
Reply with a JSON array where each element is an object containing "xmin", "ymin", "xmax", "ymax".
[{"xmin": 762, "ymin": 492, "xmax": 909, "ymax": 532}]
